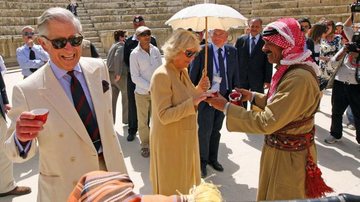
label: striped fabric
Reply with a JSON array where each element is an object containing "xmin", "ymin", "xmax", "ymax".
[
  {"xmin": 68, "ymin": 171, "xmax": 184, "ymax": 202},
  {"xmin": 68, "ymin": 70, "xmax": 101, "ymax": 151}
]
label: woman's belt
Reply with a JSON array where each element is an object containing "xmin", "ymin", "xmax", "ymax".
[{"xmin": 265, "ymin": 129, "xmax": 314, "ymax": 151}]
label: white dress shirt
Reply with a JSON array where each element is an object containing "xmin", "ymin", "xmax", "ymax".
[
  {"xmin": 16, "ymin": 44, "xmax": 49, "ymax": 77},
  {"xmin": 211, "ymin": 44, "xmax": 228, "ymax": 91},
  {"xmin": 249, "ymin": 34, "xmax": 260, "ymax": 54},
  {"xmin": 129, "ymin": 43, "xmax": 162, "ymax": 95}
]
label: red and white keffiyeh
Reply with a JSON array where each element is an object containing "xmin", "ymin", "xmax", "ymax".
[{"xmin": 263, "ymin": 18, "xmax": 320, "ymax": 101}]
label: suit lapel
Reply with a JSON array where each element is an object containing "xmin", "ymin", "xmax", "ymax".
[
  {"xmin": 256, "ymin": 36, "xmax": 265, "ymax": 52},
  {"xmin": 0, "ymin": 95, "xmax": 5, "ymax": 120},
  {"xmin": 245, "ymin": 35, "xmax": 251, "ymax": 57},
  {"xmin": 224, "ymin": 46, "xmax": 231, "ymax": 84},
  {"xmin": 39, "ymin": 64, "xmax": 94, "ymax": 148},
  {"xmin": 252, "ymin": 35, "xmax": 264, "ymax": 56}
]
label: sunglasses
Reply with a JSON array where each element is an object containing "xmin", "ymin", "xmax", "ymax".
[
  {"xmin": 138, "ymin": 31, "xmax": 151, "ymax": 37},
  {"xmin": 41, "ymin": 34, "xmax": 83, "ymax": 49},
  {"xmin": 184, "ymin": 50, "xmax": 198, "ymax": 58},
  {"xmin": 23, "ymin": 32, "xmax": 35, "ymax": 37}
]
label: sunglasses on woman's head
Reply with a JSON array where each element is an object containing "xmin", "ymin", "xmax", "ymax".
[
  {"xmin": 184, "ymin": 50, "xmax": 198, "ymax": 58},
  {"xmin": 41, "ymin": 34, "xmax": 83, "ymax": 49}
]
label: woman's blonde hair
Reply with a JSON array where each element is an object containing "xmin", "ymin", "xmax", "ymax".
[
  {"xmin": 178, "ymin": 180, "xmax": 222, "ymax": 202},
  {"xmin": 162, "ymin": 29, "xmax": 200, "ymax": 63}
]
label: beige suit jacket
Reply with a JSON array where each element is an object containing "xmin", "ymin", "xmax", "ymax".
[
  {"xmin": 0, "ymin": 117, "xmax": 16, "ymax": 193},
  {"xmin": 4, "ymin": 57, "xmax": 127, "ymax": 202}
]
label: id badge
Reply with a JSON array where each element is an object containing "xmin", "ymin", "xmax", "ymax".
[{"xmin": 213, "ymin": 75, "xmax": 222, "ymax": 84}]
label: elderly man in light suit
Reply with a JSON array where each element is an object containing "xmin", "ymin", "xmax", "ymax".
[{"xmin": 4, "ymin": 7, "xmax": 127, "ymax": 202}]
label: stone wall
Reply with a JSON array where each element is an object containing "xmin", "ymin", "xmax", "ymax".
[
  {"xmin": 0, "ymin": 0, "xmax": 358, "ymax": 67},
  {"xmin": 0, "ymin": 0, "xmax": 68, "ymax": 66}
]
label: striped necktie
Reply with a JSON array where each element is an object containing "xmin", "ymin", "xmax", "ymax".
[{"xmin": 68, "ymin": 70, "xmax": 101, "ymax": 151}]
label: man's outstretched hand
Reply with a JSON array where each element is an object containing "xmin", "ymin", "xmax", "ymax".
[{"xmin": 205, "ymin": 93, "xmax": 228, "ymax": 111}]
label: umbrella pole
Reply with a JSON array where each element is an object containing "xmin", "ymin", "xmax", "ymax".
[{"xmin": 202, "ymin": 16, "xmax": 208, "ymax": 78}]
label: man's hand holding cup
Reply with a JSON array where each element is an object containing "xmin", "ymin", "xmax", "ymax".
[
  {"xmin": 16, "ymin": 108, "xmax": 49, "ymax": 142},
  {"xmin": 233, "ymin": 88, "xmax": 253, "ymax": 102}
]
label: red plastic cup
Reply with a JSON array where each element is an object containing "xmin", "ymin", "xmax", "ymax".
[
  {"xmin": 31, "ymin": 108, "xmax": 49, "ymax": 123},
  {"xmin": 229, "ymin": 91, "xmax": 242, "ymax": 106}
]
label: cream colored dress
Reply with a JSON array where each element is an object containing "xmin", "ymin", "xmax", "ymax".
[{"xmin": 149, "ymin": 62, "xmax": 201, "ymax": 195}]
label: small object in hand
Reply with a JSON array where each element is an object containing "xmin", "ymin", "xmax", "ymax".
[
  {"xmin": 207, "ymin": 90, "xmax": 218, "ymax": 97},
  {"xmin": 31, "ymin": 108, "xmax": 49, "ymax": 123},
  {"xmin": 229, "ymin": 90, "xmax": 242, "ymax": 106}
]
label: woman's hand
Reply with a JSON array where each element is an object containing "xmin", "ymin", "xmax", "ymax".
[
  {"xmin": 193, "ymin": 91, "xmax": 213, "ymax": 106},
  {"xmin": 197, "ymin": 75, "xmax": 210, "ymax": 92}
]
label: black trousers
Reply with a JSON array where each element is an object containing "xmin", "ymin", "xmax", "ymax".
[
  {"xmin": 330, "ymin": 80, "xmax": 360, "ymax": 143},
  {"xmin": 198, "ymin": 102, "xmax": 225, "ymax": 165},
  {"xmin": 127, "ymin": 72, "xmax": 137, "ymax": 135}
]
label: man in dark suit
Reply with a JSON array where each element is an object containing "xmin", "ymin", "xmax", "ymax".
[
  {"xmin": 235, "ymin": 18, "xmax": 272, "ymax": 103},
  {"xmin": 123, "ymin": 15, "xmax": 157, "ymax": 141},
  {"xmin": 190, "ymin": 29, "xmax": 240, "ymax": 177},
  {"xmin": 0, "ymin": 73, "xmax": 31, "ymax": 197}
]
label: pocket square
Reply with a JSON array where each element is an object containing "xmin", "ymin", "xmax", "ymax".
[{"xmin": 102, "ymin": 80, "xmax": 110, "ymax": 93}]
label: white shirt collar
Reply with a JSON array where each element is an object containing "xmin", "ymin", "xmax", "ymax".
[
  {"xmin": 50, "ymin": 60, "xmax": 81, "ymax": 80},
  {"xmin": 250, "ymin": 34, "xmax": 260, "ymax": 41}
]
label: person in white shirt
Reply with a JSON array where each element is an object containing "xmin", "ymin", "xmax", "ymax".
[
  {"xmin": 16, "ymin": 26, "xmax": 49, "ymax": 78},
  {"xmin": 130, "ymin": 26, "xmax": 162, "ymax": 158},
  {"xmin": 342, "ymin": 12, "xmax": 357, "ymax": 130},
  {"xmin": 324, "ymin": 12, "xmax": 360, "ymax": 145}
]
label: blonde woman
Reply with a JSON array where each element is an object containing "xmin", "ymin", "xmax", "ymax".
[{"xmin": 149, "ymin": 29, "xmax": 211, "ymax": 195}]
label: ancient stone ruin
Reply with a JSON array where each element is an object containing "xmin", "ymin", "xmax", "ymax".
[{"xmin": 0, "ymin": 0, "xmax": 357, "ymax": 68}]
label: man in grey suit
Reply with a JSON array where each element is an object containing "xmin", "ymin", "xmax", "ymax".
[
  {"xmin": 190, "ymin": 29, "xmax": 240, "ymax": 177},
  {"xmin": 235, "ymin": 18, "xmax": 272, "ymax": 107},
  {"xmin": 107, "ymin": 30, "xmax": 128, "ymax": 124}
]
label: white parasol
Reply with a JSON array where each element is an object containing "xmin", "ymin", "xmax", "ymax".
[{"xmin": 165, "ymin": 3, "xmax": 248, "ymax": 75}]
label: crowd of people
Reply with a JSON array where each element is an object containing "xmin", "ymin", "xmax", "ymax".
[{"xmin": 0, "ymin": 4, "xmax": 359, "ymax": 202}]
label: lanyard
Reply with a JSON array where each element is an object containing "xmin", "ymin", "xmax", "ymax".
[{"xmin": 212, "ymin": 45, "xmax": 226, "ymax": 74}]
